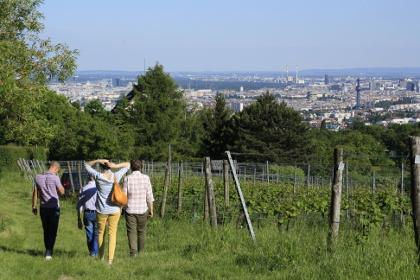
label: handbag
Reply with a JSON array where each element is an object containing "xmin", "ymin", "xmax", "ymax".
[{"xmin": 110, "ymin": 174, "xmax": 128, "ymax": 206}]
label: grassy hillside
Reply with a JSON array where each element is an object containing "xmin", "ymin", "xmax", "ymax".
[{"xmin": 1, "ymin": 171, "xmax": 420, "ymax": 280}]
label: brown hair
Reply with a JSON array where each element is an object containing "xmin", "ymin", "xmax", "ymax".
[{"xmin": 130, "ymin": 159, "xmax": 142, "ymax": 171}]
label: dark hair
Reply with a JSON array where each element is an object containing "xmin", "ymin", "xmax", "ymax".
[
  {"xmin": 100, "ymin": 159, "xmax": 111, "ymax": 170},
  {"xmin": 131, "ymin": 159, "xmax": 142, "ymax": 171}
]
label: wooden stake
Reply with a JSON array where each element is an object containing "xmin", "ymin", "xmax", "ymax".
[
  {"xmin": 409, "ymin": 136, "xmax": 420, "ymax": 263},
  {"xmin": 204, "ymin": 157, "xmax": 217, "ymax": 228},
  {"xmin": 328, "ymin": 147, "xmax": 343, "ymax": 249}
]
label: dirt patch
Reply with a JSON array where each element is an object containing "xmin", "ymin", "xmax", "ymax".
[
  {"xmin": 58, "ymin": 275, "xmax": 74, "ymax": 280},
  {"xmin": 59, "ymin": 276, "xmax": 75, "ymax": 280}
]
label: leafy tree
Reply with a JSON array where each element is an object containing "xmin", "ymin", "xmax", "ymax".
[
  {"xmin": 84, "ymin": 99, "xmax": 112, "ymax": 122},
  {"xmin": 176, "ymin": 109, "xmax": 203, "ymax": 160},
  {"xmin": 119, "ymin": 63, "xmax": 187, "ymax": 160},
  {"xmin": 332, "ymin": 130, "xmax": 394, "ymax": 175},
  {"xmin": 71, "ymin": 101, "xmax": 81, "ymax": 110},
  {"xmin": 384, "ymin": 124, "xmax": 420, "ymax": 158},
  {"xmin": 199, "ymin": 92, "xmax": 233, "ymax": 159},
  {"xmin": 0, "ymin": 0, "xmax": 78, "ymax": 145},
  {"xmin": 230, "ymin": 91, "xmax": 312, "ymax": 162}
]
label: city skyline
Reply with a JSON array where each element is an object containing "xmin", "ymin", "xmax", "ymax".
[{"xmin": 40, "ymin": 0, "xmax": 420, "ymax": 72}]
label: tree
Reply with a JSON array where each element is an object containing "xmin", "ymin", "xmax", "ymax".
[
  {"xmin": 84, "ymin": 99, "xmax": 112, "ymax": 122},
  {"xmin": 230, "ymin": 91, "xmax": 312, "ymax": 162},
  {"xmin": 0, "ymin": 0, "xmax": 78, "ymax": 145},
  {"xmin": 199, "ymin": 92, "xmax": 233, "ymax": 159},
  {"xmin": 120, "ymin": 63, "xmax": 187, "ymax": 160}
]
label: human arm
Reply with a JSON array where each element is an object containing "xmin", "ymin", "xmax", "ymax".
[
  {"xmin": 148, "ymin": 201, "xmax": 153, "ymax": 218},
  {"xmin": 57, "ymin": 186, "xmax": 65, "ymax": 196},
  {"xmin": 86, "ymin": 159, "xmax": 109, "ymax": 167},
  {"xmin": 77, "ymin": 211, "xmax": 83, "ymax": 229},
  {"xmin": 32, "ymin": 184, "xmax": 38, "ymax": 215},
  {"xmin": 108, "ymin": 162, "xmax": 130, "ymax": 169},
  {"xmin": 54, "ymin": 175, "xmax": 65, "ymax": 196},
  {"xmin": 146, "ymin": 177, "xmax": 154, "ymax": 218},
  {"xmin": 77, "ymin": 190, "xmax": 83, "ymax": 229},
  {"xmin": 122, "ymin": 176, "xmax": 128, "ymax": 194}
]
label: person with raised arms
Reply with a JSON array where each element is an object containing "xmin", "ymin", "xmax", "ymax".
[{"xmin": 84, "ymin": 159, "xmax": 130, "ymax": 265}]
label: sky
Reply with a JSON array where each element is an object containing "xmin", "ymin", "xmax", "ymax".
[{"xmin": 39, "ymin": 0, "xmax": 420, "ymax": 72}]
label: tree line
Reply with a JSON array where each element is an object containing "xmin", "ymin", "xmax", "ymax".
[{"xmin": 1, "ymin": 0, "xmax": 419, "ymax": 168}]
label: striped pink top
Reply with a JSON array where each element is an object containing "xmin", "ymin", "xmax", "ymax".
[{"xmin": 122, "ymin": 171, "xmax": 154, "ymax": 214}]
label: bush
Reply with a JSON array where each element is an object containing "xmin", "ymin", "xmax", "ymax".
[{"xmin": 0, "ymin": 145, "xmax": 48, "ymax": 172}]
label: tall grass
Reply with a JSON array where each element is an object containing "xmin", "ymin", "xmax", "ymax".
[{"xmin": 1, "ymin": 171, "xmax": 420, "ymax": 280}]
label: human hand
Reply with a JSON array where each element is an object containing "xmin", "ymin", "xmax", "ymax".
[
  {"xmin": 149, "ymin": 211, "xmax": 153, "ymax": 218},
  {"xmin": 98, "ymin": 159, "xmax": 110, "ymax": 165},
  {"xmin": 107, "ymin": 162, "xmax": 117, "ymax": 169},
  {"xmin": 32, "ymin": 208, "xmax": 37, "ymax": 215},
  {"xmin": 78, "ymin": 219, "xmax": 83, "ymax": 230}
]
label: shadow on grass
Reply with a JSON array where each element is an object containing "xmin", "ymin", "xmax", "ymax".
[
  {"xmin": 0, "ymin": 245, "xmax": 43, "ymax": 256},
  {"xmin": 0, "ymin": 245, "xmax": 78, "ymax": 258}
]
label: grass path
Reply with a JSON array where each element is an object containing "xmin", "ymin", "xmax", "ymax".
[{"xmin": 2, "ymin": 172, "xmax": 420, "ymax": 279}]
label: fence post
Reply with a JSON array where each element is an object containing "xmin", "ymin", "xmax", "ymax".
[
  {"xmin": 409, "ymin": 136, "xmax": 420, "ymax": 263},
  {"xmin": 307, "ymin": 164, "xmax": 311, "ymax": 190},
  {"xmin": 177, "ymin": 161, "xmax": 183, "ymax": 213},
  {"xmin": 77, "ymin": 163, "xmax": 83, "ymax": 191},
  {"xmin": 226, "ymin": 151, "xmax": 256, "ymax": 243},
  {"xmin": 67, "ymin": 162, "xmax": 75, "ymax": 195},
  {"xmin": 160, "ymin": 146, "xmax": 171, "ymax": 218},
  {"xmin": 328, "ymin": 147, "xmax": 344, "ymax": 250},
  {"xmin": 204, "ymin": 157, "xmax": 217, "ymax": 228},
  {"xmin": 372, "ymin": 170, "xmax": 376, "ymax": 195},
  {"xmin": 223, "ymin": 160, "xmax": 230, "ymax": 208},
  {"xmin": 346, "ymin": 162, "xmax": 349, "ymax": 219},
  {"xmin": 401, "ymin": 163, "xmax": 405, "ymax": 194}
]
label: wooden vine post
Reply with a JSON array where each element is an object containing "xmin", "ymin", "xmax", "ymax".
[
  {"xmin": 160, "ymin": 145, "xmax": 171, "ymax": 218},
  {"xmin": 226, "ymin": 151, "xmax": 256, "ymax": 243},
  {"xmin": 409, "ymin": 136, "xmax": 420, "ymax": 263},
  {"xmin": 177, "ymin": 161, "xmax": 183, "ymax": 213},
  {"xmin": 204, "ymin": 157, "xmax": 217, "ymax": 228},
  {"xmin": 203, "ymin": 185, "xmax": 209, "ymax": 223},
  {"xmin": 223, "ymin": 160, "xmax": 230, "ymax": 208},
  {"xmin": 77, "ymin": 163, "xmax": 83, "ymax": 191},
  {"xmin": 328, "ymin": 147, "xmax": 344, "ymax": 249},
  {"xmin": 67, "ymin": 161, "xmax": 75, "ymax": 195}
]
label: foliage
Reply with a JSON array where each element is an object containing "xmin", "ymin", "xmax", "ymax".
[
  {"xmin": 230, "ymin": 92, "xmax": 312, "ymax": 162},
  {"xmin": 84, "ymin": 99, "xmax": 113, "ymax": 122},
  {"xmin": 117, "ymin": 63, "xmax": 188, "ymax": 160},
  {"xmin": 0, "ymin": 146, "xmax": 30, "ymax": 172},
  {"xmin": 199, "ymin": 92, "xmax": 234, "ymax": 159},
  {"xmin": 0, "ymin": 0, "xmax": 78, "ymax": 146}
]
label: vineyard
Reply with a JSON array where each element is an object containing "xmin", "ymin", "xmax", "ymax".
[
  {"xmin": 145, "ymin": 160, "xmax": 411, "ymax": 237},
  {"xmin": 19, "ymin": 154, "xmax": 413, "ymax": 240}
]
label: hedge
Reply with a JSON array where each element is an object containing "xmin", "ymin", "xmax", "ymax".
[{"xmin": 0, "ymin": 146, "xmax": 48, "ymax": 172}]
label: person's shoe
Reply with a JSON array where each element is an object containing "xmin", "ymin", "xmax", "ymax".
[
  {"xmin": 45, "ymin": 256, "xmax": 52, "ymax": 260},
  {"xmin": 108, "ymin": 260, "xmax": 113, "ymax": 265},
  {"xmin": 131, "ymin": 254, "xmax": 137, "ymax": 258}
]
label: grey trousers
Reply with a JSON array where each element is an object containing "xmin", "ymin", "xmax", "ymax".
[{"xmin": 125, "ymin": 211, "xmax": 148, "ymax": 255}]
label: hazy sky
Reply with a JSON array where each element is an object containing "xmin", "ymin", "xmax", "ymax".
[{"xmin": 39, "ymin": 0, "xmax": 420, "ymax": 72}]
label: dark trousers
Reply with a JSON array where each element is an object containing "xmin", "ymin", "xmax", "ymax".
[
  {"xmin": 125, "ymin": 212, "xmax": 148, "ymax": 255},
  {"xmin": 40, "ymin": 207, "xmax": 60, "ymax": 256}
]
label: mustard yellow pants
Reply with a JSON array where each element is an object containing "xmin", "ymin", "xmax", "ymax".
[{"xmin": 97, "ymin": 211, "xmax": 121, "ymax": 261}]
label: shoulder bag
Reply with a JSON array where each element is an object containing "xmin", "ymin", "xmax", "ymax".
[{"xmin": 110, "ymin": 174, "xmax": 127, "ymax": 206}]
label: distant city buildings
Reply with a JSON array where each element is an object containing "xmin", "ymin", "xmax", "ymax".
[{"xmin": 47, "ymin": 70, "xmax": 420, "ymax": 131}]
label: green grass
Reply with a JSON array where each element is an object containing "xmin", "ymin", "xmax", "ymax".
[{"xmin": 2, "ymin": 171, "xmax": 420, "ymax": 280}]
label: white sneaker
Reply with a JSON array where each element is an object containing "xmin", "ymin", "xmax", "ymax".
[
  {"xmin": 45, "ymin": 256, "xmax": 52, "ymax": 260},
  {"xmin": 108, "ymin": 260, "xmax": 113, "ymax": 265}
]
